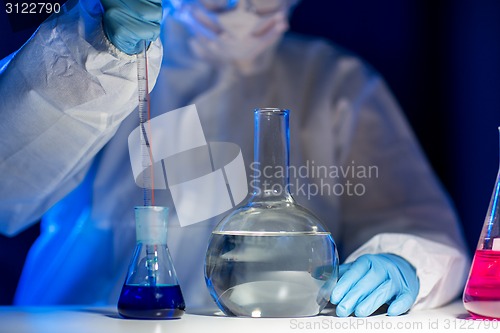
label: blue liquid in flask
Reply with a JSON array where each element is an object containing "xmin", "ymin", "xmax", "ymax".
[
  {"xmin": 118, "ymin": 284, "xmax": 185, "ymax": 319},
  {"xmin": 119, "ymin": 207, "xmax": 185, "ymax": 319}
]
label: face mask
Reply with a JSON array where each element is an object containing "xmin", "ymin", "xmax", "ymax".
[{"xmin": 168, "ymin": 0, "xmax": 289, "ymax": 65}]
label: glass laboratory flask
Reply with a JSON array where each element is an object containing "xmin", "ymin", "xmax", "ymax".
[
  {"xmin": 205, "ymin": 108, "xmax": 339, "ymax": 317},
  {"xmin": 118, "ymin": 206, "xmax": 185, "ymax": 319},
  {"xmin": 463, "ymin": 128, "xmax": 500, "ymax": 319}
]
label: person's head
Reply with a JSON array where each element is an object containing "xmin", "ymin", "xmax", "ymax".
[{"xmin": 166, "ymin": 0, "xmax": 298, "ymax": 67}]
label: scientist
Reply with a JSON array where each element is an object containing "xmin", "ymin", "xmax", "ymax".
[{"xmin": 0, "ymin": 0, "xmax": 468, "ymax": 317}]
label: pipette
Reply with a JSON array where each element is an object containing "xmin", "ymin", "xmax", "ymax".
[
  {"xmin": 137, "ymin": 40, "xmax": 155, "ymax": 207},
  {"xmin": 137, "ymin": 40, "xmax": 158, "ymax": 288}
]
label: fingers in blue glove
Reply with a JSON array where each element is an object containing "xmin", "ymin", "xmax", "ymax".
[
  {"xmin": 338, "ymin": 262, "xmax": 352, "ymax": 278},
  {"xmin": 330, "ymin": 254, "xmax": 419, "ymax": 318},
  {"xmin": 101, "ymin": 0, "xmax": 163, "ymax": 54},
  {"xmin": 331, "ymin": 256, "xmax": 372, "ymax": 305},
  {"xmin": 104, "ymin": 9, "xmax": 160, "ymax": 51},
  {"xmin": 354, "ymin": 279, "xmax": 393, "ymax": 317},
  {"xmin": 387, "ymin": 288, "xmax": 416, "ymax": 316},
  {"xmin": 332, "ymin": 256, "xmax": 388, "ymax": 317},
  {"xmin": 104, "ymin": 0, "xmax": 162, "ymax": 21}
]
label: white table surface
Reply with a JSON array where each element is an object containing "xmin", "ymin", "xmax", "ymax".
[{"xmin": 1, "ymin": 300, "xmax": 499, "ymax": 333}]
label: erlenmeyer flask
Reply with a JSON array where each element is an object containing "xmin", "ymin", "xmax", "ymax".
[
  {"xmin": 118, "ymin": 206, "xmax": 185, "ymax": 319},
  {"xmin": 205, "ymin": 108, "xmax": 339, "ymax": 317},
  {"xmin": 463, "ymin": 128, "xmax": 500, "ymax": 319}
]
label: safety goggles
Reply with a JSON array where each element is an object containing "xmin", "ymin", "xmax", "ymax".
[{"xmin": 199, "ymin": 0, "xmax": 289, "ymax": 14}]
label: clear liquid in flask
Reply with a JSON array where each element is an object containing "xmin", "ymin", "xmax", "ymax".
[{"xmin": 205, "ymin": 231, "xmax": 336, "ymax": 317}]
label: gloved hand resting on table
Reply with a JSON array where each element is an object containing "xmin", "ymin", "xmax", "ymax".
[
  {"xmin": 330, "ymin": 253, "xmax": 419, "ymax": 317},
  {"xmin": 101, "ymin": 0, "xmax": 163, "ymax": 54}
]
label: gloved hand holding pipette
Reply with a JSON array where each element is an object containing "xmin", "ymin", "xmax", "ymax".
[
  {"xmin": 331, "ymin": 254, "xmax": 420, "ymax": 317},
  {"xmin": 101, "ymin": 0, "xmax": 163, "ymax": 54}
]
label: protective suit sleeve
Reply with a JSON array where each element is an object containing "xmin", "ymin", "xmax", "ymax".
[
  {"xmin": 0, "ymin": 0, "xmax": 162, "ymax": 236},
  {"xmin": 331, "ymin": 57, "xmax": 469, "ymax": 309}
]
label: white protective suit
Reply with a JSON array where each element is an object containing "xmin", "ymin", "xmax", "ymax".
[{"xmin": 0, "ymin": 0, "xmax": 469, "ymax": 310}]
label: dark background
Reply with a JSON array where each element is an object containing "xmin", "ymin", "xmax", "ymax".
[{"xmin": 1, "ymin": 0, "xmax": 500, "ymax": 304}]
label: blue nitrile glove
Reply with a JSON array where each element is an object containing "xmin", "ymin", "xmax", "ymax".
[
  {"xmin": 330, "ymin": 253, "xmax": 419, "ymax": 317},
  {"xmin": 101, "ymin": 0, "xmax": 163, "ymax": 55}
]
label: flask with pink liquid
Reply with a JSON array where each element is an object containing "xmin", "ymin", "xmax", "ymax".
[{"xmin": 463, "ymin": 128, "xmax": 500, "ymax": 319}]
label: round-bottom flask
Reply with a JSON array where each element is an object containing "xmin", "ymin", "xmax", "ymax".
[
  {"xmin": 118, "ymin": 206, "xmax": 185, "ymax": 319},
  {"xmin": 205, "ymin": 109, "xmax": 339, "ymax": 317}
]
